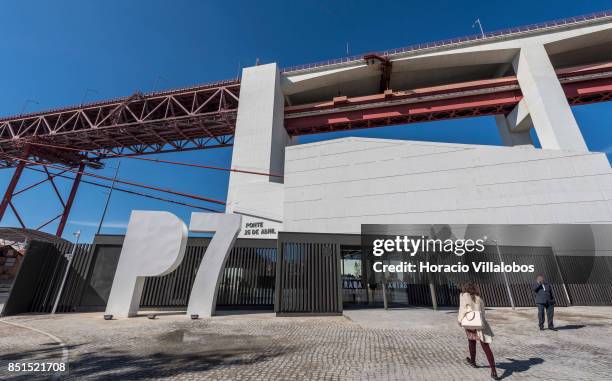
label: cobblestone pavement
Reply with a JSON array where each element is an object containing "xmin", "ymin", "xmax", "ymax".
[{"xmin": 0, "ymin": 306, "xmax": 611, "ymax": 380}]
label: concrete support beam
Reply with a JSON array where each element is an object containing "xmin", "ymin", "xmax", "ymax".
[
  {"xmin": 495, "ymin": 99, "xmax": 534, "ymax": 147},
  {"xmin": 506, "ymin": 99, "xmax": 532, "ymax": 132},
  {"xmin": 226, "ymin": 63, "xmax": 293, "ymax": 237},
  {"xmin": 496, "ymin": 115, "xmax": 534, "ymax": 147},
  {"xmin": 513, "ymin": 44, "xmax": 587, "ymax": 151}
]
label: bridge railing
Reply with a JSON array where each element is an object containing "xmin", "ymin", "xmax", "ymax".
[{"xmin": 282, "ymin": 10, "xmax": 612, "ymax": 73}]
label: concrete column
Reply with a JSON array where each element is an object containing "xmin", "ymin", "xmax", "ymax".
[
  {"xmin": 226, "ymin": 63, "xmax": 293, "ymax": 238},
  {"xmin": 513, "ymin": 44, "xmax": 587, "ymax": 151},
  {"xmin": 495, "ymin": 114, "xmax": 534, "ymax": 147}
]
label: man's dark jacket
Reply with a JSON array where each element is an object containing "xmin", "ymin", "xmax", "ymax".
[{"xmin": 532, "ymin": 282, "xmax": 555, "ymax": 305}]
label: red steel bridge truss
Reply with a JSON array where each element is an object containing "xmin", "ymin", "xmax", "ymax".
[
  {"xmin": 0, "ymin": 80, "xmax": 239, "ymax": 235},
  {"xmin": 1, "ymin": 60, "xmax": 611, "ymax": 236}
]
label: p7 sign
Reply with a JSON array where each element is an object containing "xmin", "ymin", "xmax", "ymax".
[{"xmin": 104, "ymin": 211, "xmax": 241, "ymax": 318}]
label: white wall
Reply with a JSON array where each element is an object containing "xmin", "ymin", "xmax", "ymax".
[
  {"xmin": 283, "ymin": 137, "xmax": 612, "ymax": 234},
  {"xmin": 226, "ymin": 63, "xmax": 293, "ymax": 238}
]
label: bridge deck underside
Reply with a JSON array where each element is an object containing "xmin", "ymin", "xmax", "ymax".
[{"xmin": 285, "ymin": 62, "xmax": 612, "ymax": 135}]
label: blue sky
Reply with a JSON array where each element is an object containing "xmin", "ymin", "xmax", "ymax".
[{"xmin": 1, "ymin": 0, "xmax": 611, "ymax": 242}]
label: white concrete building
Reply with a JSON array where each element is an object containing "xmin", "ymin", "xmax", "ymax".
[
  {"xmin": 283, "ymin": 138, "xmax": 612, "ymax": 233},
  {"xmin": 226, "ymin": 14, "xmax": 612, "ymax": 238}
]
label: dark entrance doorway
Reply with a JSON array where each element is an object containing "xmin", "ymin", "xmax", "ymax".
[{"xmin": 341, "ymin": 246, "xmax": 432, "ymax": 308}]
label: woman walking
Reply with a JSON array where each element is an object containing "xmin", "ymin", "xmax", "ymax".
[{"xmin": 457, "ymin": 283, "xmax": 499, "ymax": 379}]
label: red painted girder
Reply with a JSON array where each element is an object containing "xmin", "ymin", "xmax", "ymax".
[
  {"xmin": 285, "ymin": 68, "xmax": 612, "ymax": 135},
  {"xmin": 285, "ymin": 90, "xmax": 523, "ymax": 134},
  {"xmin": 285, "ymin": 77, "xmax": 519, "ymax": 115},
  {"xmin": 556, "ymin": 61, "xmax": 612, "ymax": 78},
  {"xmin": 562, "ymin": 77, "xmax": 612, "ymax": 98},
  {"xmin": 285, "ymin": 62, "xmax": 612, "ymax": 116}
]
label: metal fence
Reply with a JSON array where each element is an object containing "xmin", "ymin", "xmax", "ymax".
[
  {"xmin": 140, "ymin": 245, "xmax": 277, "ymax": 308},
  {"xmin": 357, "ymin": 244, "xmax": 571, "ymax": 308},
  {"xmin": 3, "ymin": 234, "xmax": 611, "ymax": 317},
  {"xmin": 274, "ymin": 233, "xmax": 612, "ymax": 314},
  {"xmin": 2, "ymin": 238, "xmax": 276, "ymax": 316},
  {"xmin": 557, "ymin": 256, "xmax": 612, "ymax": 306},
  {"xmin": 2, "ymin": 241, "xmax": 94, "ymax": 315},
  {"xmin": 275, "ymin": 241, "xmax": 342, "ymax": 315}
]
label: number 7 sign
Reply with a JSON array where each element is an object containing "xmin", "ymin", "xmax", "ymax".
[{"xmin": 104, "ymin": 211, "xmax": 241, "ymax": 318}]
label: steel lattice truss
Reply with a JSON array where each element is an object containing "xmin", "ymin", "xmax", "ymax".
[{"xmin": 0, "ymin": 80, "xmax": 240, "ymax": 168}]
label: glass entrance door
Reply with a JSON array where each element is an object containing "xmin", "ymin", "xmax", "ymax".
[
  {"xmin": 341, "ymin": 246, "xmax": 431, "ymax": 307},
  {"xmin": 341, "ymin": 247, "xmax": 368, "ymax": 305}
]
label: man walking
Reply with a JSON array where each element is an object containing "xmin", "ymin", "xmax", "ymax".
[{"xmin": 533, "ymin": 274, "xmax": 556, "ymax": 331}]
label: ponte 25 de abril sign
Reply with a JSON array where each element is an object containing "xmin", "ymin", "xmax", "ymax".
[{"xmin": 104, "ymin": 210, "xmax": 241, "ymax": 318}]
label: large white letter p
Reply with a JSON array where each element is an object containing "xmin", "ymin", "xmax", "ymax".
[{"xmin": 105, "ymin": 211, "xmax": 188, "ymax": 317}]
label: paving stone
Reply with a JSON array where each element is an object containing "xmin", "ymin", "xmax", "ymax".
[{"xmin": 0, "ymin": 307, "xmax": 610, "ymax": 380}]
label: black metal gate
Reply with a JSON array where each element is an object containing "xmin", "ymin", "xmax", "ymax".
[{"xmin": 275, "ymin": 233, "xmax": 346, "ymax": 315}]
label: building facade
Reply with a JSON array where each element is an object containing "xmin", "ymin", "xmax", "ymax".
[{"xmin": 3, "ymin": 14, "xmax": 612, "ymax": 317}]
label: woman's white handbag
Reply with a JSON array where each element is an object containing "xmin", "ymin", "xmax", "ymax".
[{"xmin": 461, "ymin": 309, "xmax": 484, "ymax": 329}]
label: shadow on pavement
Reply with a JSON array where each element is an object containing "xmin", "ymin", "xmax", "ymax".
[
  {"xmin": 1, "ymin": 343, "xmax": 82, "ymax": 362},
  {"xmin": 2, "ymin": 341, "xmax": 292, "ymax": 381},
  {"xmin": 215, "ymin": 309, "xmax": 274, "ymax": 316},
  {"xmin": 497, "ymin": 357, "xmax": 544, "ymax": 379},
  {"xmin": 553, "ymin": 324, "xmax": 586, "ymax": 330},
  {"xmin": 131, "ymin": 311, "xmax": 186, "ymax": 318}
]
